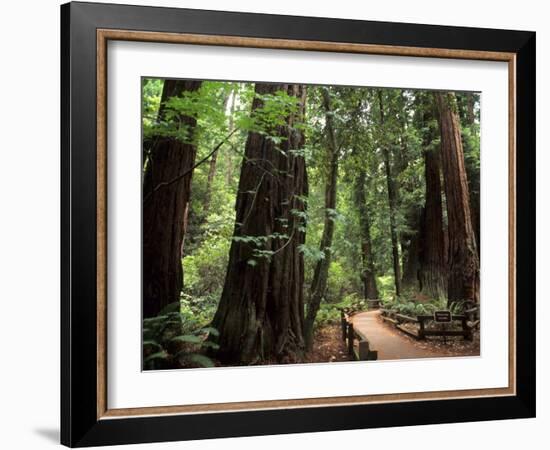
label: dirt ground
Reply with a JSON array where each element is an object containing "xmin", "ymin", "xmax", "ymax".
[
  {"xmin": 178, "ymin": 314, "xmax": 478, "ymax": 369},
  {"xmin": 304, "ymin": 324, "xmax": 351, "ymax": 363}
]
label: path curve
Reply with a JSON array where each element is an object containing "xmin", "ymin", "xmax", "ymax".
[{"xmin": 352, "ymin": 310, "xmax": 444, "ymax": 360}]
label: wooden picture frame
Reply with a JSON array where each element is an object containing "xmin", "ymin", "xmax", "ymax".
[{"xmin": 61, "ymin": 1, "xmax": 535, "ymax": 447}]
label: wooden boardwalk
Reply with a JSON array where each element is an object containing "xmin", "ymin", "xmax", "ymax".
[{"xmin": 352, "ymin": 310, "xmax": 443, "ymax": 360}]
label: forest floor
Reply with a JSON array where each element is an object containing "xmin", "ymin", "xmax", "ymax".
[
  {"xmin": 195, "ymin": 312, "xmax": 478, "ymax": 369},
  {"xmin": 305, "ymin": 324, "xmax": 351, "ymax": 363},
  {"xmin": 352, "ymin": 310, "xmax": 480, "ymax": 360}
]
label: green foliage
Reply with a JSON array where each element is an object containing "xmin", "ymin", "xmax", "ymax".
[
  {"xmin": 141, "ymin": 78, "xmax": 162, "ymax": 126},
  {"xmin": 377, "ymin": 275, "xmax": 396, "ymax": 301},
  {"xmin": 313, "ymin": 292, "xmax": 369, "ymax": 328},
  {"xmin": 141, "ymin": 79, "xmax": 481, "ymax": 358},
  {"xmin": 142, "ymin": 308, "xmax": 219, "ymax": 370},
  {"xmin": 231, "ymin": 232, "xmax": 290, "ymax": 263},
  {"xmin": 239, "ymin": 90, "xmax": 300, "ymax": 135},
  {"xmin": 298, "ymin": 244, "xmax": 325, "ymax": 263},
  {"xmin": 314, "ymin": 304, "xmax": 341, "ymax": 328},
  {"xmin": 143, "ymin": 80, "xmax": 238, "ymax": 147},
  {"xmin": 448, "ymin": 300, "xmax": 472, "ymax": 315},
  {"xmin": 383, "ymin": 296, "xmax": 469, "ymax": 318},
  {"xmin": 326, "ymin": 260, "xmax": 347, "ymax": 301},
  {"xmin": 337, "ymin": 292, "xmax": 369, "ymax": 313},
  {"xmin": 182, "ymin": 225, "xmax": 231, "ymax": 300},
  {"xmin": 143, "ymin": 351, "xmax": 169, "ymax": 365},
  {"xmin": 179, "ymin": 293, "xmax": 218, "ymax": 331},
  {"xmin": 187, "ymin": 354, "xmax": 216, "ymax": 368},
  {"xmin": 386, "ymin": 300, "xmax": 438, "ymax": 317}
]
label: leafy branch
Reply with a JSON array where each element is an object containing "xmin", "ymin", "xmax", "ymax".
[{"xmin": 143, "ymin": 128, "xmax": 238, "ymax": 204}]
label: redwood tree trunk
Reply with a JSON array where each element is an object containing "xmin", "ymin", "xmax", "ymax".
[
  {"xmin": 304, "ymin": 87, "xmax": 339, "ymax": 350},
  {"xmin": 354, "ymin": 169, "xmax": 379, "ymax": 300},
  {"xmin": 378, "ymin": 91, "xmax": 402, "ymax": 297},
  {"xmin": 142, "ymin": 80, "xmax": 202, "ymax": 318},
  {"xmin": 459, "ymin": 93, "xmax": 481, "ymax": 257},
  {"xmin": 419, "ymin": 148, "xmax": 447, "ymax": 299},
  {"xmin": 467, "ymin": 94, "xmax": 475, "ymax": 125},
  {"xmin": 434, "ymin": 92, "xmax": 479, "ymax": 305},
  {"xmin": 401, "ymin": 209, "xmax": 421, "ymax": 290},
  {"xmin": 212, "ymin": 83, "xmax": 308, "ymax": 365}
]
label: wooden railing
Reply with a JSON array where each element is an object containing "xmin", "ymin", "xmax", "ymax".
[
  {"xmin": 367, "ymin": 299, "xmax": 382, "ymax": 310},
  {"xmin": 380, "ymin": 309, "xmax": 474, "ymax": 341},
  {"xmin": 340, "ymin": 310, "xmax": 378, "ymax": 361}
]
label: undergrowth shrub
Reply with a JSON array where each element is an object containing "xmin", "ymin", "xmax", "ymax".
[{"xmin": 142, "ymin": 300, "xmax": 219, "ymax": 370}]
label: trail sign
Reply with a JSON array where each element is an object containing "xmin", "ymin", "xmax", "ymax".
[{"xmin": 434, "ymin": 310, "xmax": 452, "ymax": 323}]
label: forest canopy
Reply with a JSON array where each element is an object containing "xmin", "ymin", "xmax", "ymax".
[{"xmin": 141, "ymin": 78, "xmax": 480, "ymax": 369}]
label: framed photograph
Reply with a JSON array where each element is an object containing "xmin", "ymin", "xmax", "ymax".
[{"xmin": 61, "ymin": 1, "xmax": 535, "ymax": 447}]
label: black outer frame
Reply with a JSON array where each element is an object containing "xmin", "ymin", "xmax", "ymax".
[{"xmin": 61, "ymin": 1, "xmax": 535, "ymax": 447}]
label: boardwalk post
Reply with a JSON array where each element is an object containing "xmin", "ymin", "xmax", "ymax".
[
  {"xmin": 462, "ymin": 317, "xmax": 473, "ymax": 341},
  {"xmin": 418, "ymin": 318, "xmax": 426, "ymax": 340},
  {"xmin": 341, "ymin": 310, "xmax": 347, "ymax": 341},
  {"xmin": 358, "ymin": 340, "xmax": 370, "ymax": 360},
  {"xmin": 347, "ymin": 323, "xmax": 354, "ymax": 357}
]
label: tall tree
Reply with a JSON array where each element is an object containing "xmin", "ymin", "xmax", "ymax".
[
  {"xmin": 457, "ymin": 92, "xmax": 481, "ymax": 255},
  {"xmin": 212, "ymin": 83, "xmax": 308, "ymax": 364},
  {"xmin": 377, "ymin": 91, "xmax": 402, "ymax": 297},
  {"xmin": 304, "ymin": 88, "xmax": 340, "ymax": 349},
  {"xmin": 401, "ymin": 209, "xmax": 422, "ymax": 290},
  {"xmin": 434, "ymin": 92, "xmax": 479, "ymax": 304},
  {"xmin": 354, "ymin": 169, "xmax": 379, "ymax": 300},
  {"xmin": 419, "ymin": 148, "xmax": 447, "ymax": 299},
  {"xmin": 142, "ymin": 79, "xmax": 202, "ymax": 318},
  {"xmin": 414, "ymin": 96, "xmax": 447, "ymax": 299}
]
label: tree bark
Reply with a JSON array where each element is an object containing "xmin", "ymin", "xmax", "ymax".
[
  {"xmin": 434, "ymin": 92, "xmax": 479, "ymax": 305},
  {"xmin": 418, "ymin": 148, "xmax": 447, "ymax": 299},
  {"xmin": 212, "ymin": 83, "xmax": 308, "ymax": 365},
  {"xmin": 401, "ymin": 209, "xmax": 421, "ymax": 291},
  {"xmin": 142, "ymin": 79, "xmax": 202, "ymax": 318},
  {"xmin": 354, "ymin": 169, "xmax": 379, "ymax": 300},
  {"xmin": 304, "ymin": 88, "xmax": 339, "ymax": 350},
  {"xmin": 378, "ymin": 91, "xmax": 402, "ymax": 297},
  {"xmin": 459, "ymin": 93, "xmax": 481, "ymax": 257},
  {"xmin": 464, "ymin": 92, "xmax": 476, "ymax": 125}
]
